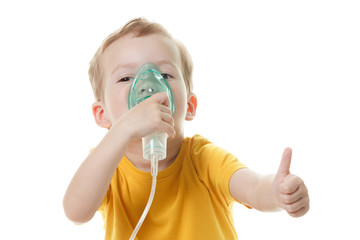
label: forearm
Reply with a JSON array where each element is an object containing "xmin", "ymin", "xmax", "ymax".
[
  {"xmin": 252, "ymin": 174, "xmax": 281, "ymax": 212},
  {"xmin": 230, "ymin": 149, "xmax": 309, "ymax": 217},
  {"xmin": 63, "ymin": 127, "xmax": 129, "ymax": 223}
]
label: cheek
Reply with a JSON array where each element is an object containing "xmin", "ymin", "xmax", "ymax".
[
  {"xmin": 104, "ymin": 85, "xmax": 131, "ymax": 122},
  {"xmin": 170, "ymin": 83, "xmax": 187, "ymax": 120},
  {"xmin": 174, "ymin": 99, "xmax": 187, "ymax": 123}
]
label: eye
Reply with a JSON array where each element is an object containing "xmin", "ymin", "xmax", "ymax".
[
  {"xmin": 117, "ymin": 77, "xmax": 133, "ymax": 83},
  {"xmin": 161, "ymin": 73, "xmax": 172, "ymax": 80}
]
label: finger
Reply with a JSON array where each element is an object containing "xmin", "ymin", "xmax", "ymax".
[
  {"xmin": 276, "ymin": 147, "xmax": 292, "ymax": 180},
  {"xmin": 280, "ymin": 196, "xmax": 308, "ymax": 214},
  {"xmin": 280, "ymin": 174, "xmax": 304, "ymax": 194},
  {"xmin": 161, "ymin": 112, "xmax": 174, "ymax": 127},
  {"xmin": 279, "ymin": 183, "xmax": 308, "ymax": 204},
  {"xmin": 288, "ymin": 208, "xmax": 307, "ymax": 218},
  {"xmin": 158, "ymin": 121, "xmax": 176, "ymax": 138},
  {"xmin": 288, "ymin": 203, "xmax": 310, "ymax": 218},
  {"xmin": 151, "ymin": 92, "xmax": 170, "ymax": 107},
  {"xmin": 160, "ymin": 104, "xmax": 172, "ymax": 115}
]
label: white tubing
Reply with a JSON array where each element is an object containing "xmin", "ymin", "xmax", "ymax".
[{"xmin": 129, "ymin": 155, "xmax": 158, "ymax": 240}]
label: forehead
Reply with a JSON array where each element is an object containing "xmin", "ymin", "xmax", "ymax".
[{"xmin": 100, "ymin": 34, "xmax": 181, "ymax": 75}]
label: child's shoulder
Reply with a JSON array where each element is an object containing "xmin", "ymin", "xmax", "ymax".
[
  {"xmin": 184, "ymin": 134, "xmax": 211, "ymax": 147},
  {"xmin": 183, "ymin": 134, "xmax": 231, "ymax": 162}
]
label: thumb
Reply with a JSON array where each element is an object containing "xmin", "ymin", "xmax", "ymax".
[
  {"xmin": 276, "ymin": 147, "xmax": 292, "ymax": 181},
  {"xmin": 151, "ymin": 92, "xmax": 170, "ymax": 107}
]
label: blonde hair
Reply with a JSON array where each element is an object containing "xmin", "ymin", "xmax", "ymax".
[{"xmin": 88, "ymin": 18, "xmax": 193, "ymax": 101}]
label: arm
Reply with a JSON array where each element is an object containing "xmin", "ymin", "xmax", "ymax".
[
  {"xmin": 229, "ymin": 148, "xmax": 310, "ymax": 217},
  {"xmin": 229, "ymin": 169, "xmax": 280, "ymax": 212},
  {"xmin": 63, "ymin": 93, "xmax": 175, "ymax": 224},
  {"xmin": 63, "ymin": 125, "xmax": 129, "ymax": 224}
]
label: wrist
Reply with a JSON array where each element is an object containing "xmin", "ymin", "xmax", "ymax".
[
  {"xmin": 256, "ymin": 174, "xmax": 281, "ymax": 212},
  {"xmin": 94, "ymin": 121, "xmax": 130, "ymax": 163}
]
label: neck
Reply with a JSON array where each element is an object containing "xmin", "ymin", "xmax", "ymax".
[{"xmin": 125, "ymin": 134, "xmax": 184, "ymax": 172}]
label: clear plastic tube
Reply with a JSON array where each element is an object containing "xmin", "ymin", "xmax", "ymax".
[{"xmin": 129, "ymin": 154, "xmax": 159, "ymax": 240}]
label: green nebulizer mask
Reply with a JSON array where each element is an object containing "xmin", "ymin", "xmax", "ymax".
[
  {"xmin": 128, "ymin": 63, "xmax": 175, "ymax": 240},
  {"xmin": 128, "ymin": 62, "xmax": 175, "ymax": 162}
]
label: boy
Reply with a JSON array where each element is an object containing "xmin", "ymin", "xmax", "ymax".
[{"xmin": 63, "ymin": 18, "xmax": 310, "ymax": 239}]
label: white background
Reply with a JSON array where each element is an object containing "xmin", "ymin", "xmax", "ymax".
[{"xmin": 1, "ymin": 0, "xmax": 359, "ymax": 239}]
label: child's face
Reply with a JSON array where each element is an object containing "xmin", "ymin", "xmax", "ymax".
[{"xmin": 96, "ymin": 33, "xmax": 190, "ymax": 136}]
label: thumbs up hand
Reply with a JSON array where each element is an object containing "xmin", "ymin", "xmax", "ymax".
[{"xmin": 273, "ymin": 148, "xmax": 310, "ymax": 217}]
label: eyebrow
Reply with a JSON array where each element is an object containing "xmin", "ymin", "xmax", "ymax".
[
  {"xmin": 111, "ymin": 63, "xmax": 137, "ymax": 76},
  {"xmin": 156, "ymin": 60, "xmax": 177, "ymax": 69},
  {"xmin": 111, "ymin": 60, "xmax": 177, "ymax": 76}
]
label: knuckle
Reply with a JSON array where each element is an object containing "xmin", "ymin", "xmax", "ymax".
[
  {"xmin": 302, "ymin": 188, "xmax": 309, "ymax": 197},
  {"xmin": 280, "ymin": 194, "xmax": 290, "ymax": 204},
  {"xmin": 287, "ymin": 204, "xmax": 296, "ymax": 213},
  {"xmin": 288, "ymin": 202, "xmax": 302, "ymax": 213},
  {"xmin": 303, "ymin": 185, "xmax": 309, "ymax": 195},
  {"xmin": 297, "ymin": 178, "xmax": 304, "ymax": 186},
  {"xmin": 280, "ymin": 183, "xmax": 289, "ymax": 193},
  {"xmin": 283, "ymin": 185, "xmax": 291, "ymax": 193},
  {"xmin": 284, "ymin": 196, "xmax": 293, "ymax": 204}
]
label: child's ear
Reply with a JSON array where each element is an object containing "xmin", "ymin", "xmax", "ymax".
[
  {"xmin": 185, "ymin": 94, "xmax": 197, "ymax": 121},
  {"xmin": 92, "ymin": 102, "xmax": 112, "ymax": 129}
]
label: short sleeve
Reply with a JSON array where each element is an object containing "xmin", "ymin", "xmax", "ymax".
[{"xmin": 190, "ymin": 135, "xmax": 248, "ymax": 206}]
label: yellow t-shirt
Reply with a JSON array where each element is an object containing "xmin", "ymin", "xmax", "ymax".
[{"xmin": 98, "ymin": 135, "xmax": 248, "ymax": 240}]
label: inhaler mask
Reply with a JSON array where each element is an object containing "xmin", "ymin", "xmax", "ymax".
[
  {"xmin": 128, "ymin": 62, "xmax": 175, "ymax": 240},
  {"xmin": 128, "ymin": 62, "xmax": 175, "ymax": 161}
]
